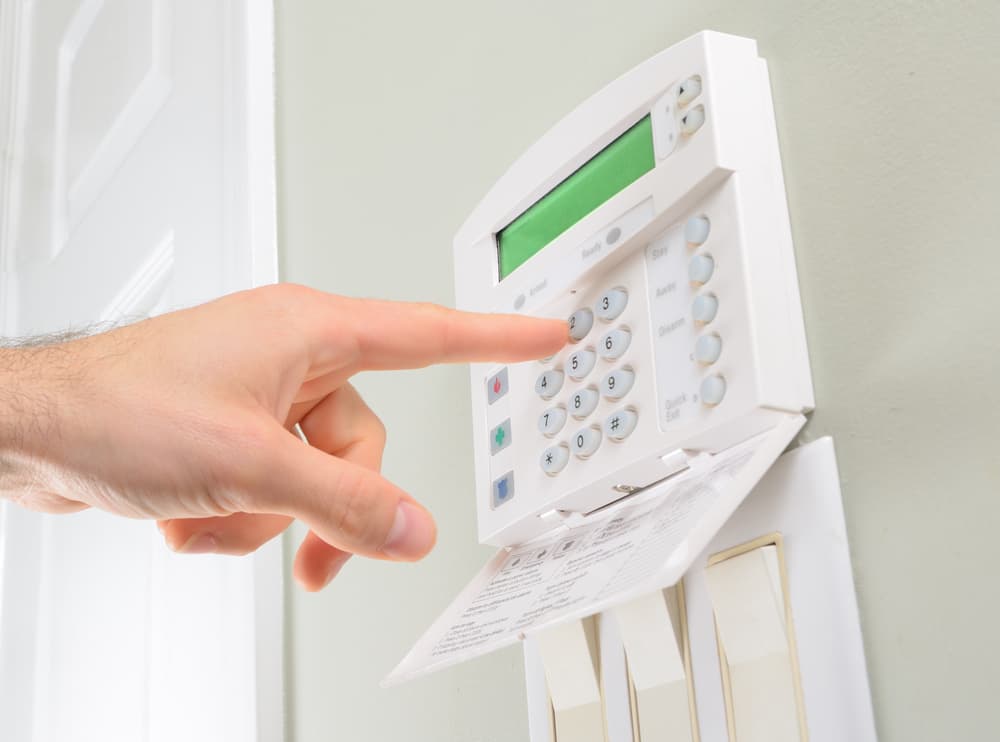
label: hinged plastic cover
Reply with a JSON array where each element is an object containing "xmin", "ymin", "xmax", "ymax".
[{"xmin": 384, "ymin": 412, "xmax": 805, "ymax": 686}]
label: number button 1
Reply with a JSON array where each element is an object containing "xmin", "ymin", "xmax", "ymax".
[
  {"xmin": 535, "ymin": 369, "xmax": 564, "ymax": 400},
  {"xmin": 599, "ymin": 328, "xmax": 631, "ymax": 360}
]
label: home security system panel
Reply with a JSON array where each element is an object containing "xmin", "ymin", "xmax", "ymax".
[
  {"xmin": 453, "ymin": 30, "xmax": 812, "ymax": 547},
  {"xmin": 388, "ymin": 30, "xmax": 873, "ymax": 742}
]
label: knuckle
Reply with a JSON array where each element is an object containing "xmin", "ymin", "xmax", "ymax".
[{"xmin": 327, "ymin": 468, "xmax": 384, "ymax": 550}]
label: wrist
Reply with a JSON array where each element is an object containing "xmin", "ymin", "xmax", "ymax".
[{"xmin": 0, "ymin": 346, "xmax": 74, "ymax": 459}]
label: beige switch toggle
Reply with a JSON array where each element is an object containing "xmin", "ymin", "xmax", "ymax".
[
  {"xmin": 536, "ymin": 618, "xmax": 605, "ymax": 742},
  {"xmin": 705, "ymin": 540, "xmax": 806, "ymax": 742},
  {"xmin": 613, "ymin": 586, "xmax": 697, "ymax": 742}
]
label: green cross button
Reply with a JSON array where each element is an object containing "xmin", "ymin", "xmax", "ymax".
[{"xmin": 490, "ymin": 419, "xmax": 512, "ymax": 455}]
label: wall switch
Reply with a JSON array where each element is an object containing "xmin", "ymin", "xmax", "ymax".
[{"xmin": 704, "ymin": 539, "xmax": 805, "ymax": 742}]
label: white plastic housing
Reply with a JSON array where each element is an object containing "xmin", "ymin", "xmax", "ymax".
[{"xmin": 454, "ymin": 31, "xmax": 813, "ymax": 546}]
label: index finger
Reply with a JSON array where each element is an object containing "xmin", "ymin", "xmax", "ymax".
[{"xmin": 312, "ymin": 294, "xmax": 568, "ymax": 371}]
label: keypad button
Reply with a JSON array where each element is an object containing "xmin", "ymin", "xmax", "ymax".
[
  {"xmin": 677, "ymin": 76, "xmax": 702, "ymax": 107},
  {"xmin": 566, "ymin": 349, "xmax": 596, "ymax": 380},
  {"xmin": 701, "ymin": 375, "xmax": 727, "ymax": 406},
  {"xmin": 680, "ymin": 105, "xmax": 705, "ymax": 135},
  {"xmin": 535, "ymin": 369, "xmax": 564, "ymax": 399},
  {"xmin": 601, "ymin": 368, "xmax": 635, "ymax": 400},
  {"xmin": 595, "ymin": 288, "xmax": 628, "ymax": 321},
  {"xmin": 692, "ymin": 294, "xmax": 718, "ymax": 323},
  {"xmin": 684, "ymin": 216, "xmax": 710, "ymax": 245},
  {"xmin": 603, "ymin": 409, "xmax": 639, "ymax": 441},
  {"xmin": 570, "ymin": 387, "xmax": 600, "ymax": 419},
  {"xmin": 538, "ymin": 406, "xmax": 567, "ymax": 437},
  {"xmin": 688, "ymin": 254, "xmax": 715, "ymax": 284},
  {"xmin": 487, "ymin": 368, "xmax": 509, "ymax": 404},
  {"xmin": 694, "ymin": 334, "xmax": 722, "ymax": 364},
  {"xmin": 492, "ymin": 471, "xmax": 515, "ymax": 508},
  {"xmin": 490, "ymin": 419, "xmax": 512, "ymax": 454},
  {"xmin": 599, "ymin": 328, "xmax": 631, "ymax": 360},
  {"xmin": 571, "ymin": 427, "xmax": 602, "ymax": 458},
  {"xmin": 541, "ymin": 444, "xmax": 570, "ymax": 475},
  {"xmin": 568, "ymin": 308, "xmax": 594, "ymax": 342}
]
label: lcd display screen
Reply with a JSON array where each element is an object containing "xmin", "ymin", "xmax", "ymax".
[{"xmin": 496, "ymin": 116, "xmax": 654, "ymax": 280}]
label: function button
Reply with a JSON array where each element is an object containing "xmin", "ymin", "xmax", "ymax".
[
  {"xmin": 694, "ymin": 334, "xmax": 723, "ymax": 364},
  {"xmin": 692, "ymin": 294, "xmax": 719, "ymax": 323},
  {"xmin": 541, "ymin": 444, "xmax": 570, "ymax": 475},
  {"xmin": 599, "ymin": 328, "xmax": 631, "ymax": 360},
  {"xmin": 700, "ymin": 375, "xmax": 727, "ymax": 406},
  {"xmin": 677, "ymin": 76, "xmax": 702, "ymax": 107},
  {"xmin": 595, "ymin": 288, "xmax": 628, "ymax": 321},
  {"xmin": 684, "ymin": 216, "xmax": 710, "ymax": 245},
  {"xmin": 688, "ymin": 254, "xmax": 715, "ymax": 284},
  {"xmin": 680, "ymin": 105, "xmax": 705, "ymax": 135},
  {"xmin": 601, "ymin": 368, "xmax": 635, "ymax": 400},
  {"xmin": 491, "ymin": 471, "xmax": 515, "ymax": 508},
  {"xmin": 571, "ymin": 427, "xmax": 602, "ymax": 458},
  {"xmin": 568, "ymin": 308, "xmax": 594, "ymax": 342},
  {"xmin": 538, "ymin": 406, "xmax": 567, "ymax": 437},
  {"xmin": 535, "ymin": 369, "xmax": 564, "ymax": 399},
  {"xmin": 490, "ymin": 418, "xmax": 512, "ymax": 454},
  {"xmin": 566, "ymin": 349, "xmax": 597, "ymax": 380},
  {"xmin": 486, "ymin": 368, "xmax": 509, "ymax": 405},
  {"xmin": 603, "ymin": 409, "xmax": 639, "ymax": 441},
  {"xmin": 570, "ymin": 387, "xmax": 600, "ymax": 420}
]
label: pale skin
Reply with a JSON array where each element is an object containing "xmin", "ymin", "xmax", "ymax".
[{"xmin": 0, "ymin": 284, "xmax": 567, "ymax": 591}]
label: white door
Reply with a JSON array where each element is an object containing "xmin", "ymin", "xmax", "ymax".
[{"xmin": 0, "ymin": 1, "xmax": 281, "ymax": 741}]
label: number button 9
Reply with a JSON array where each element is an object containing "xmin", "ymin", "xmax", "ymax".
[{"xmin": 601, "ymin": 368, "xmax": 635, "ymax": 400}]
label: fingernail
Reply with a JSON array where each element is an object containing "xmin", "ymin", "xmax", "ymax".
[
  {"xmin": 176, "ymin": 532, "xmax": 219, "ymax": 554},
  {"xmin": 382, "ymin": 501, "xmax": 436, "ymax": 560}
]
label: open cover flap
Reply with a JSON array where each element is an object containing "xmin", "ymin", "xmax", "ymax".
[{"xmin": 384, "ymin": 413, "xmax": 805, "ymax": 687}]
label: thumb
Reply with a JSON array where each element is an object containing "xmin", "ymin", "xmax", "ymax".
[{"xmin": 254, "ymin": 429, "xmax": 436, "ymax": 561}]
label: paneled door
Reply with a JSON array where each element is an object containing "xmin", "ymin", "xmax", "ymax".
[{"xmin": 0, "ymin": 1, "xmax": 281, "ymax": 741}]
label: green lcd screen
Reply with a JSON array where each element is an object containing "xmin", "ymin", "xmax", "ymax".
[{"xmin": 496, "ymin": 115, "xmax": 654, "ymax": 281}]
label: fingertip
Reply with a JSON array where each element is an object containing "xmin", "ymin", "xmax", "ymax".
[{"xmin": 381, "ymin": 500, "xmax": 437, "ymax": 561}]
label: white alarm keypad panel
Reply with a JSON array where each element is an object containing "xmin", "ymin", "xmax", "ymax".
[{"xmin": 457, "ymin": 32, "xmax": 813, "ymax": 547}]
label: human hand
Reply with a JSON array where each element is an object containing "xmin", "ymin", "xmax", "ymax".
[{"xmin": 0, "ymin": 284, "xmax": 566, "ymax": 589}]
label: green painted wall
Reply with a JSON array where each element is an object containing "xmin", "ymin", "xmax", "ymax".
[{"xmin": 276, "ymin": 2, "xmax": 1000, "ymax": 740}]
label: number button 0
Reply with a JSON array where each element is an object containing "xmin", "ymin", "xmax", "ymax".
[
  {"xmin": 571, "ymin": 427, "xmax": 602, "ymax": 458},
  {"xmin": 570, "ymin": 387, "xmax": 600, "ymax": 419},
  {"xmin": 595, "ymin": 288, "xmax": 628, "ymax": 321},
  {"xmin": 599, "ymin": 328, "xmax": 631, "ymax": 360},
  {"xmin": 538, "ymin": 406, "xmax": 567, "ymax": 437},
  {"xmin": 601, "ymin": 368, "xmax": 635, "ymax": 399},
  {"xmin": 568, "ymin": 308, "xmax": 594, "ymax": 342},
  {"xmin": 566, "ymin": 349, "xmax": 596, "ymax": 380},
  {"xmin": 535, "ymin": 369, "xmax": 564, "ymax": 400}
]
